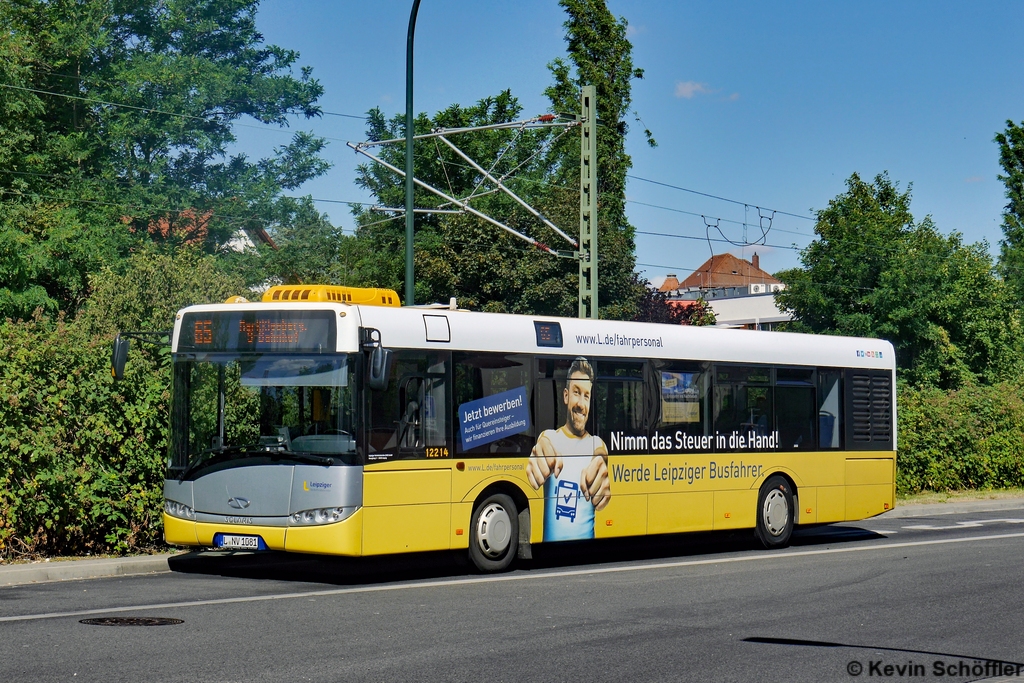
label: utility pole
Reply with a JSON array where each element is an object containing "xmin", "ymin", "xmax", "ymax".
[
  {"xmin": 578, "ymin": 85, "xmax": 598, "ymax": 319},
  {"xmin": 404, "ymin": 0, "xmax": 421, "ymax": 306}
]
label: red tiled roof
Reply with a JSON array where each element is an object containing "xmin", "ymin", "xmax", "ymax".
[{"xmin": 678, "ymin": 253, "xmax": 781, "ymax": 289}]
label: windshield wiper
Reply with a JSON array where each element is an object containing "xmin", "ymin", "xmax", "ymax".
[
  {"xmin": 178, "ymin": 444, "xmax": 265, "ymax": 481},
  {"xmin": 268, "ymin": 450, "xmax": 334, "ymax": 467},
  {"xmin": 178, "ymin": 444, "xmax": 334, "ymax": 481}
]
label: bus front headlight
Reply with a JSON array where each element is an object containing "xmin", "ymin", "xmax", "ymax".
[
  {"xmin": 289, "ymin": 507, "xmax": 347, "ymax": 525},
  {"xmin": 164, "ymin": 500, "xmax": 195, "ymax": 520}
]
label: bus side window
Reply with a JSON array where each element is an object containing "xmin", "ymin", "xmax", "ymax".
[
  {"xmin": 591, "ymin": 360, "xmax": 646, "ymax": 453},
  {"xmin": 776, "ymin": 368, "xmax": 816, "ymax": 450},
  {"xmin": 533, "ymin": 358, "xmax": 565, "ymax": 434},
  {"xmin": 713, "ymin": 365, "xmax": 773, "ymax": 445},
  {"xmin": 367, "ymin": 351, "xmax": 451, "ymax": 458},
  {"xmin": 817, "ymin": 370, "xmax": 842, "ymax": 449},
  {"xmin": 454, "ymin": 353, "xmax": 532, "ymax": 455},
  {"xmin": 655, "ymin": 362, "xmax": 709, "ymax": 444}
]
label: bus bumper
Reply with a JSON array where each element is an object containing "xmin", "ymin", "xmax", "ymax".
[
  {"xmin": 162, "ymin": 509, "xmax": 363, "ymax": 557},
  {"xmin": 163, "ymin": 512, "xmax": 199, "ymax": 547}
]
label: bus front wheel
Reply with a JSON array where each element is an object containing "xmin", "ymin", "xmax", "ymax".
[
  {"xmin": 755, "ymin": 475, "xmax": 794, "ymax": 549},
  {"xmin": 468, "ymin": 493, "xmax": 518, "ymax": 573}
]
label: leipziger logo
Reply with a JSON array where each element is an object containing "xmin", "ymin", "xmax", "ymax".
[{"xmin": 303, "ymin": 481, "xmax": 332, "ymax": 492}]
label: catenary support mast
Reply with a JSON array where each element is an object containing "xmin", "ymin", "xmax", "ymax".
[{"xmin": 578, "ymin": 85, "xmax": 598, "ymax": 319}]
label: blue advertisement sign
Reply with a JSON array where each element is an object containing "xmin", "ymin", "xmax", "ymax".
[{"xmin": 458, "ymin": 386, "xmax": 530, "ymax": 450}]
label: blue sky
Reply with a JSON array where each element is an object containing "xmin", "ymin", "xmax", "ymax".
[{"xmin": 233, "ymin": 0, "xmax": 1024, "ymax": 287}]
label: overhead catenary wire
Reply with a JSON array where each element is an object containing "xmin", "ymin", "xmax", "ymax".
[
  {"xmin": 2, "ymin": 167, "xmax": 976, "ymax": 275},
  {"xmin": 415, "ymin": 123, "xmax": 577, "ymax": 214},
  {"xmin": 434, "ymin": 134, "xmax": 577, "ymax": 247},
  {"xmin": 626, "ymin": 174, "xmax": 815, "ymax": 222},
  {"xmin": 1, "ymin": 151, "xmax": 982, "ymax": 273},
  {"xmin": 622, "ymin": 198, "xmax": 809, "ymax": 239},
  {"xmin": 369, "ymin": 207, "xmax": 464, "ymax": 214},
  {"xmin": 349, "ymin": 115, "xmax": 584, "ymax": 254},
  {"xmin": 347, "ymin": 141, "xmax": 559, "ymax": 255},
  {"xmin": 21, "ymin": 66, "xmax": 373, "ymax": 122},
  {"xmin": 0, "ymin": 185, "xmax": 992, "ymax": 296},
  {"xmin": 0, "ymin": 77, "xmax": 845, "ymax": 241},
  {"xmin": 0, "ymin": 187, "xmax": 357, "ymax": 237},
  {"xmin": 498, "ymin": 173, "xmax": 812, "ymax": 242},
  {"xmin": 353, "ymin": 142, "xmax": 793, "ymax": 253},
  {"xmin": 635, "ymin": 228, "xmax": 797, "ymax": 252},
  {"xmin": 5, "ymin": 177, "xmax": 976, "ymax": 280},
  {"xmin": 0, "ymin": 169, "xmax": 384, "ymax": 209},
  {"xmin": 0, "ymin": 83, "xmax": 352, "ymax": 144},
  {"xmin": 0, "ymin": 80, "xmax": 822, "ymax": 273},
  {"xmin": 355, "ymin": 115, "xmax": 572, "ymax": 149},
  {"xmin": 403, "ymin": 158, "xmax": 811, "ymax": 239}
]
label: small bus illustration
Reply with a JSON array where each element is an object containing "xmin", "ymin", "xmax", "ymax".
[{"xmin": 555, "ymin": 479, "xmax": 579, "ymax": 522}]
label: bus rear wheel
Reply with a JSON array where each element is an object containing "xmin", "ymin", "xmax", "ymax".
[
  {"xmin": 755, "ymin": 475, "xmax": 794, "ymax": 549},
  {"xmin": 468, "ymin": 493, "xmax": 518, "ymax": 573}
]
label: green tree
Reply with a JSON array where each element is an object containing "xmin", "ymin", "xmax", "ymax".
[
  {"xmin": 685, "ymin": 297, "xmax": 717, "ymax": 327},
  {"xmin": 776, "ymin": 172, "xmax": 1022, "ymax": 389},
  {"xmin": 77, "ymin": 245, "xmax": 246, "ymax": 335},
  {"xmin": 542, "ymin": 0, "xmax": 653, "ymax": 319},
  {"xmin": 0, "ymin": 0, "xmax": 330, "ymax": 318},
  {"xmin": 996, "ymin": 120, "xmax": 1024, "ymax": 302}
]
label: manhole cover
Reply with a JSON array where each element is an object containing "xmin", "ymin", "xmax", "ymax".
[{"xmin": 80, "ymin": 617, "xmax": 183, "ymax": 626}]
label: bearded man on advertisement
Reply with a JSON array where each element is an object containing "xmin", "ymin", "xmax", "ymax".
[{"xmin": 526, "ymin": 357, "xmax": 611, "ymax": 541}]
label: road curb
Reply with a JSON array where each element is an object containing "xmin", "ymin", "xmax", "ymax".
[
  {"xmin": 0, "ymin": 554, "xmax": 176, "ymax": 587},
  {"xmin": 884, "ymin": 497, "xmax": 1024, "ymax": 519}
]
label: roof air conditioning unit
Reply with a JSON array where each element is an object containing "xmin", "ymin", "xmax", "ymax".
[
  {"xmin": 770, "ymin": 284, "xmax": 783, "ymax": 293},
  {"xmin": 750, "ymin": 284, "xmax": 766, "ymax": 294}
]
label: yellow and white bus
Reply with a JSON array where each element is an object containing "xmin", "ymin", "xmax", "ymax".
[{"xmin": 158, "ymin": 284, "xmax": 896, "ymax": 572}]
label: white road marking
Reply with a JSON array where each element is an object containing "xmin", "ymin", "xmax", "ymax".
[
  {"xmin": 3, "ymin": 531, "xmax": 1023, "ymax": 624},
  {"xmin": 902, "ymin": 519, "xmax": 1024, "ymax": 531}
]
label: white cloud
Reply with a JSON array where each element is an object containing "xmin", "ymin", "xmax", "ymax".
[
  {"xmin": 626, "ymin": 24, "xmax": 645, "ymax": 37},
  {"xmin": 675, "ymin": 81, "xmax": 712, "ymax": 99}
]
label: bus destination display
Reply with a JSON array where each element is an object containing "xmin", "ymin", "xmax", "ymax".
[{"xmin": 178, "ymin": 311, "xmax": 336, "ymax": 352}]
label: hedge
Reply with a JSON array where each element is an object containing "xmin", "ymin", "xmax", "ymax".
[
  {"xmin": 0, "ymin": 314, "xmax": 169, "ymax": 559},
  {"xmin": 897, "ymin": 381, "xmax": 1024, "ymax": 494}
]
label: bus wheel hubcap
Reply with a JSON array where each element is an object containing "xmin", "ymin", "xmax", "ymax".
[
  {"xmin": 476, "ymin": 503, "xmax": 512, "ymax": 558},
  {"xmin": 763, "ymin": 489, "xmax": 789, "ymax": 536}
]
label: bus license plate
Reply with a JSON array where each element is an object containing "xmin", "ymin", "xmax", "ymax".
[{"xmin": 217, "ymin": 534, "xmax": 262, "ymax": 550}]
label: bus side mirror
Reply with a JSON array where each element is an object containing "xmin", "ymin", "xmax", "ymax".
[
  {"xmin": 367, "ymin": 346, "xmax": 393, "ymax": 392},
  {"xmin": 111, "ymin": 334, "xmax": 130, "ymax": 381}
]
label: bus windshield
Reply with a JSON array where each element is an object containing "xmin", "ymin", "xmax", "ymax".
[{"xmin": 170, "ymin": 353, "xmax": 358, "ymax": 473}]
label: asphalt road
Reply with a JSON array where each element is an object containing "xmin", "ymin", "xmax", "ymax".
[{"xmin": 3, "ymin": 510, "xmax": 1024, "ymax": 683}]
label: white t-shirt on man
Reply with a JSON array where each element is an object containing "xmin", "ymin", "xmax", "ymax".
[{"xmin": 540, "ymin": 426, "xmax": 607, "ymax": 541}]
